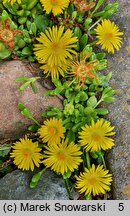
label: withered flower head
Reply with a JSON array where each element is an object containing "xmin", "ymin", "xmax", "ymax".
[
  {"xmin": 0, "ymin": 19, "xmax": 22, "ymax": 49},
  {"xmin": 68, "ymin": 51, "xmax": 99, "ymax": 87},
  {"xmin": 73, "ymin": 0, "xmax": 95, "ymax": 12}
]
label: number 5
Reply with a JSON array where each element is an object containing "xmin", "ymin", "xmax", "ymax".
[{"xmin": 118, "ymin": 203, "xmax": 124, "ymax": 211}]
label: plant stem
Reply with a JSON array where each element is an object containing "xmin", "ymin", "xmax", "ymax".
[
  {"xmin": 40, "ymin": 167, "xmax": 47, "ymax": 174},
  {"xmin": 88, "ymin": 40, "xmax": 97, "ymax": 47},
  {"xmin": 86, "ymin": 152, "xmax": 91, "ymax": 169},
  {"xmin": 101, "ymin": 154, "xmax": 107, "ymax": 169},
  {"xmin": 93, "ymin": 99, "xmax": 102, "ymax": 109},
  {"xmin": 88, "ymin": 18, "xmax": 102, "ymax": 31},
  {"xmin": 64, "ymin": 178, "xmax": 73, "ymax": 200},
  {"xmin": 30, "ymin": 117, "xmax": 41, "ymax": 127}
]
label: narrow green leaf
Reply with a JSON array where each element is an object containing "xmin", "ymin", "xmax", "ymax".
[
  {"xmin": 84, "ymin": 107, "xmax": 94, "ymax": 115},
  {"xmin": 31, "ymin": 171, "xmax": 42, "ymax": 183},
  {"xmin": 15, "ymin": 77, "xmax": 29, "ymax": 82},
  {"xmin": 95, "ymin": 108, "xmax": 109, "ymax": 115},
  {"xmin": 92, "ymin": 0, "xmax": 105, "ymax": 13},
  {"xmin": 54, "ymin": 87, "xmax": 64, "ymax": 95},
  {"xmin": 31, "ymin": 82, "xmax": 38, "ymax": 93},
  {"xmin": 104, "ymin": 72, "xmax": 112, "ymax": 82},
  {"xmin": 63, "ymin": 170, "xmax": 71, "ymax": 179},
  {"xmin": 0, "ymin": 144, "xmax": 11, "ymax": 157},
  {"xmin": 21, "ymin": 108, "xmax": 32, "ymax": 118},
  {"xmin": 72, "ymin": 122, "xmax": 83, "ymax": 132},
  {"xmin": 28, "ymin": 124, "xmax": 39, "ymax": 132},
  {"xmin": 30, "ymin": 23, "xmax": 37, "ymax": 35},
  {"xmin": 18, "ymin": 81, "xmax": 31, "ymax": 92},
  {"xmin": 103, "ymin": 97, "xmax": 115, "ymax": 102},
  {"xmin": 52, "ymin": 79, "xmax": 62, "ymax": 87},
  {"xmin": 18, "ymin": 102, "xmax": 26, "ymax": 111},
  {"xmin": 22, "ymin": 47, "xmax": 32, "ymax": 56},
  {"xmin": 44, "ymin": 90, "xmax": 55, "ymax": 96},
  {"xmin": 66, "ymin": 130, "xmax": 75, "ymax": 142}
]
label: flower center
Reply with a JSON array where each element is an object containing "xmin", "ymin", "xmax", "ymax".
[
  {"xmin": 51, "ymin": 0, "xmax": 57, "ymax": 4},
  {"xmin": 23, "ymin": 151, "xmax": 29, "ymax": 158},
  {"xmin": 105, "ymin": 32, "xmax": 113, "ymax": 40},
  {"xmin": 51, "ymin": 0, "xmax": 57, "ymax": 3},
  {"xmin": 0, "ymin": 29, "xmax": 13, "ymax": 42},
  {"xmin": 108, "ymin": 33, "xmax": 113, "ymax": 38},
  {"xmin": 88, "ymin": 175, "xmax": 97, "ymax": 185},
  {"xmin": 49, "ymin": 127, "xmax": 56, "ymax": 135},
  {"xmin": 58, "ymin": 151, "xmax": 66, "ymax": 161},
  {"xmin": 92, "ymin": 132, "xmax": 102, "ymax": 141},
  {"xmin": 51, "ymin": 42, "xmax": 61, "ymax": 53}
]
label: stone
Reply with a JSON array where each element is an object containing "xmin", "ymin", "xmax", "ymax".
[
  {"xmin": 104, "ymin": 0, "xmax": 130, "ymax": 199},
  {"xmin": 0, "ymin": 169, "xmax": 68, "ymax": 200},
  {"xmin": 0, "ymin": 60, "xmax": 62, "ymax": 142}
]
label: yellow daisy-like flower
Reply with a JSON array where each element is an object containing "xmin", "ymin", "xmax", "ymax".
[
  {"xmin": 40, "ymin": 0, "xmax": 70, "ymax": 16},
  {"xmin": 76, "ymin": 164, "xmax": 112, "ymax": 196},
  {"xmin": 3, "ymin": 0, "xmax": 21, "ymax": 5},
  {"xmin": 38, "ymin": 118, "xmax": 65, "ymax": 145},
  {"xmin": 79, "ymin": 118, "xmax": 115, "ymax": 152},
  {"xmin": 34, "ymin": 26, "xmax": 77, "ymax": 79},
  {"xmin": 10, "ymin": 136, "xmax": 43, "ymax": 171},
  {"xmin": 42, "ymin": 139, "xmax": 83, "ymax": 175},
  {"xmin": 95, "ymin": 19, "xmax": 123, "ymax": 53},
  {"xmin": 40, "ymin": 61, "xmax": 68, "ymax": 79}
]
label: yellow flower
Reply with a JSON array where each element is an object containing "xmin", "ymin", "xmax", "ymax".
[
  {"xmin": 3, "ymin": 0, "xmax": 21, "ymax": 5},
  {"xmin": 76, "ymin": 164, "xmax": 112, "ymax": 196},
  {"xmin": 79, "ymin": 119, "xmax": 115, "ymax": 152},
  {"xmin": 95, "ymin": 19, "xmax": 123, "ymax": 53},
  {"xmin": 40, "ymin": 62, "xmax": 68, "ymax": 79},
  {"xmin": 42, "ymin": 139, "xmax": 83, "ymax": 175},
  {"xmin": 10, "ymin": 136, "xmax": 43, "ymax": 171},
  {"xmin": 68, "ymin": 51, "xmax": 99, "ymax": 87},
  {"xmin": 34, "ymin": 26, "xmax": 77, "ymax": 79},
  {"xmin": 40, "ymin": 0, "xmax": 70, "ymax": 16},
  {"xmin": 38, "ymin": 118, "xmax": 65, "ymax": 145}
]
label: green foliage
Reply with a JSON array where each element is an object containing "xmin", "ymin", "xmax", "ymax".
[
  {"xmin": 0, "ymin": 0, "xmax": 119, "ymax": 60},
  {"xmin": 30, "ymin": 168, "xmax": 46, "ymax": 188},
  {"xmin": 0, "ymin": 0, "xmax": 121, "ymax": 200},
  {"xmin": 0, "ymin": 144, "xmax": 11, "ymax": 157},
  {"xmin": 0, "ymin": 144, "xmax": 12, "ymax": 176},
  {"xmin": 42, "ymin": 70, "xmax": 115, "ymax": 142},
  {"xmin": 92, "ymin": 2, "xmax": 119, "ymax": 18},
  {"xmin": 16, "ymin": 76, "xmax": 40, "ymax": 93},
  {"xmin": 18, "ymin": 102, "xmax": 40, "ymax": 130},
  {"xmin": 0, "ymin": 41, "xmax": 11, "ymax": 60}
]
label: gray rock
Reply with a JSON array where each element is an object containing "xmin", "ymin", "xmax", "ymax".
[
  {"xmin": 104, "ymin": 0, "xmax": 130, "ymax": 199},
  {"xmin": 0, "ymin": 170, "xmax": 69, "ymax": 200},
  {"xmin": 0, "ymin": 60, "xmax": 62, "ymax": 142}
]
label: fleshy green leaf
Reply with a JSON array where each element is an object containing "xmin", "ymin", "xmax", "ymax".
[
  {"xmin": 87, "ymin": 96, "xmax": 97, "ymax": 108},
  {"xmin": 95, "ymin": 108, "xmax": 109, "ymax": 115},
  {"xmin": 18, "ymin": 102, "xmax": 26, "ymax": 111},
  {"xmin": 63, "ymin": 170, "xmax": 72, "ymax": 179},
  {"xmin": 0, "ymin": 144, "xmax": 11, "ymax": 157}
]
